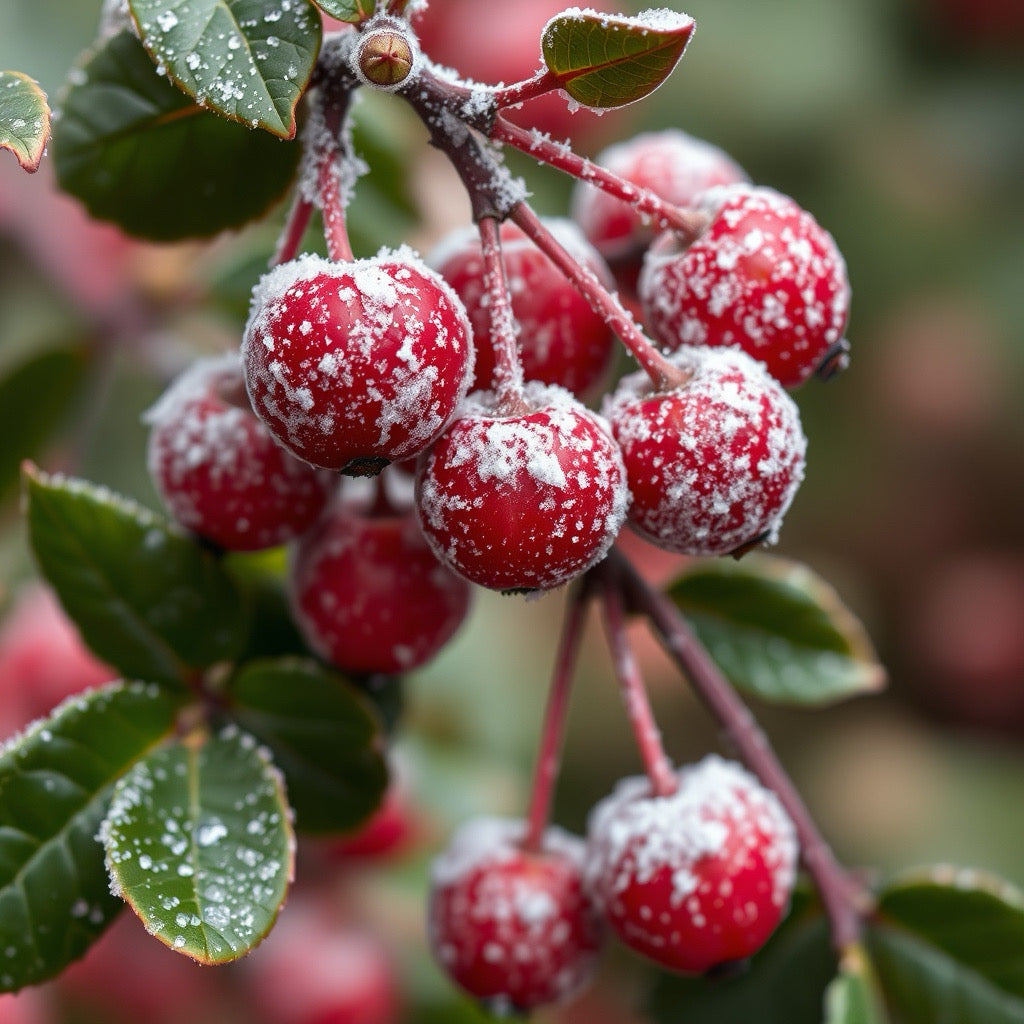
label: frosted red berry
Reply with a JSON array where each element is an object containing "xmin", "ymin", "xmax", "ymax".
[
  {"xmin": 604, "ymin": 346, "xmax": 806, "ymax": 557},
  {"xmin": 242, "ymin": 249, "xmax": 474, "ymax": 474},
  {"xmin": 430, "ymin": 219, "xmax": 615, "ymax": 397},
  {"xmin": 415, "ymin": 382, "xmax": 629, "ymax": 592},
  {"xmin": 290, "ymin": 493, "xmax": 471, "ymax": 675},
  {"xmin": 145, "ymin": 353, "xmax": 332, "ymax": 551},
  {"xmin": 584, "ymin": 755, "xmax": 798, "ymax": 975},
  {"xmin": 428, "ymin": 817, "xmax": 604, "ymax": 1013},
  {"xmin": 572, "ymin": 129, "xmax": 748, "ymax": 291},
  {"xmin": 640, "ymin": 183, "xmax": 851, "ymax": 388}
]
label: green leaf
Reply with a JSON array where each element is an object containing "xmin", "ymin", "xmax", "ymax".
[
  {"xmin": 540, "ymin": 9, "xmax": 695, "ymax": 109},
  {"xmin": 825, "ymin": 945, "xmax": 889, "ymax": 1024},
  {"xmin": 0, "ymin": 682, "xmax": 185, "ymax": 991},
  {"xmin": 226, "ymin": 658, "xmax": 389, "ymax": 834},
  {"xmin": 0, "ymin": 345, "xmax": 88, "ymax": 502},
  {"xmin": 23, "ymin": 465, "xmax": 249, "ymax": 689},
  {"xmin": 313, "ymin": 0, "xmax": 375, "ymax": 24},
  {"xmin": 101, "ymin": 725, "xmax": 294, "ymax": 964},
  {"xmin": 52, "ymin": 31, "xmax": 302, "ymax": 241},
  {"xmin": 668, "ymin": 555, "xmax": 886, "ymax": 706},
  {"xmin": 0, "ymin": 70, "xmax": 50, "ymax": 171},
  {"xmin": 127, "ymin": 0, "xmax": 320, "ymax": 138},
  {"xmin": 868, "ymin": 867, "xmax": 1024, "ymax": 1023},
  {"xmin": 649, "ymin": 888, "xmax": 836, "ymax": 1024}
]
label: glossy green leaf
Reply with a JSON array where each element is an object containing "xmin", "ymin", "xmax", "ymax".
[
  {"xmin": 226, "ymin": 658, "xmax": 389, "ymax": 834},
  {"xmin": 127, "ymin": 0, "xmax": 320, "ymax": 137},
  {"xmin": 53, "ymin": 31, "xmax": 302, "ymax": 241},
  {"xmin": 101, "ymin": 725, "xmax": 294, "ymax": 964},
  {"xmin": 541, "ymin": 9, "xmax": 695, "ymax": 109},
  {"xmin": 668, "ymin": 555, "xmax": 886, "ymax": 706},
  {"xmin": 868, "ymin": 867, "xmax": 1024, "ymax": 1023},
  {"xmin": 0, "ymin": 682, "xmax": 185, "ymax": 991},
  {"xmin": 0, "ymin": 345, "xmax": 88, "ymax": 502},
  {"xmin": 23, "ymin": 466, "xmax": 249, "ymax": 689},
  {"xmin": 0, "ymin": 70, "xmax": 49, "ymax": 172},
  {"xmin": 825, "ymin": 945, "xmax": 889, "ymax": 1024},
  {"xmin": 313, "ymin": 0, "xmax": 375, "ymax": 24},
  {"xmin": 649, "ymin": 889, "xmax": 835, "ymax": 1024}
]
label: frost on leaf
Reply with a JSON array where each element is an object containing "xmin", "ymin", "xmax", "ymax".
[
  {"xmin": 0, "ymin": 70, "xmax": 50, "ymax": 172},
  {"xmin": 100, "ymin": 725, "xmax": 295, "ymax": 964},
  {"xmin": 127, "ymin": 0, "xmax": 322, "ymax": 137},
  {"xmin": 541, "ymin": 7, "xmax": 696, "ymax": 109}
]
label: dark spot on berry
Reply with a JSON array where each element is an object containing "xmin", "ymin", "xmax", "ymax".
[
  {"xmin": 341, "ymin": 456, "xmax": 391, "ymax": 478},
  {"xmin": 815, "ymin": 338, "xmax": 851, "ymax": 382}
]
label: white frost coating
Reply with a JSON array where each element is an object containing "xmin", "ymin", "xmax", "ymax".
[
  {"xmin": 415, "ymin": 381, "xmax": 629, "ymax": 591},
  {"xmin": 428, "ymin": 817, "xmax": 602, "ymax": 1009},
  {"xmin": 638, "ymin": 182, "xmax": 850, "ymax": 387},
  {"xmin": 585, "ymin": 754, "xmax": 798, "ymax": 916},
  {"xmin": 242, "ymin": 246, "xmax": 474, "ymax": 471},
  {"xmin": 604, "ymin": 345, "xmax": 806, "ymax": 556},
  {"xmin": 570, "ymin": 128, "xmax": 748, "ymax": 258}
]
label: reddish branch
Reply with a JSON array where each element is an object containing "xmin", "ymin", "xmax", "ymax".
[{"xmin": 607, "ymin": 547, "xmax": 870, "ymax": 951}]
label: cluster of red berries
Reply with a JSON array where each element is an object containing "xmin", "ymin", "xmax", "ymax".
[
  {"xmin": 427, "ymin": 756, "xmax": 798, "ymax": 1012},
  {"xmin": 141, "ymin": 62, "xmax": 847, "ymax": 1012}
]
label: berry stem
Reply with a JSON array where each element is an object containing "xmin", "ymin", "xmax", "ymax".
[
  {"xmin": 318, "ymin": 113, "xmax": 355, "ymax": 264},
  {"xmin": 509, "ymin": 203, "xmax": 689, "ymax": 392},
  {"xmin": 477, "ymin": 216, "xmax": 527, "ymax": 414},
  {"xmin": 521, "ymin": 579, "xmax": 592, "ymax": 854},
  {"xmin": 491, "ymin": 70, "xmax": 561, "ymax": 111},
  {"xmin": 609, "ymin": 547, "xmax": 870, "ymax": 952},
  {"xmin": 273, "ymin": 194, "xmax": 314, "ymax": 266},
  {"xmin": 599, "ymin": 571, "xmax": 679, "ymax": 799},
  {"xmin": 492, "ymin": 115, "xmax": 709, "ymax": 244}
]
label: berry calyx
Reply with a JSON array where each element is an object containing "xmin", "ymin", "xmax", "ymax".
[
  {"xmin": 639, "ymin": 183, "xmax": 851, "ymax": 388},
  {"xmin": 604, "ymin": 346, "xmax": 806, "ymax": 557},
  {"xmin": 355, "ymin": 24, "xmax": 417, "ymax": 89},
  {"xmin": 145, "ymin": 353, "xmax": 333, "ymax": 551},
  {"xmin": 572, "ymin": 129, "xmax": 748, "ymax": 293},
  {"xmin": 430, "ymin": 219, "xmax": 616, "ymax": 397},
  {"xmin": 242, "ymin": 249, "xmax": 474, "ymax": 475},
  {"xmin": 290, "ymin": 488, "xmax": 472, "ymax": 675},
  {"xmin": 415, "ymin": 381, "xmax": 629, "ymax": 592},
  {"xmin": 428, "ymin": 817, "xmax": 604, "ymax": 1014},
  {"xmin": 584, "ymin": 755, "xmax": 798, "ymax": 975}
]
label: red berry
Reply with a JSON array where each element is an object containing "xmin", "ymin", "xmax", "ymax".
[
  {"xmin": 145, "ymin": 353, "xmax": 333, "ymax": 551},
  {"xmin": 584, "ymin": 755, "xmax": 798, "ymax": 974},
  {"xmin": 639, "ymin": 184, "xmax": 851, "ymax": 388},
  {"xmin": 290, "ymin": 492, "xmax": 472, "ymax": 675},
  {"xmin": 416, "ymin": 382, "xmax": 629, "ymax": 592},
  {"xmin": 572, "ymin": 129, "xmax": 748, "ymax": 292},
  {"xmin": 428, "ymin": 818, "xmax": 604, "ymax": 1013},
  {"xmin": 604, "ymin": 347, "xmax": 806, "ymax": 557},
  {"xmin": 242, "ymin": 250, "xmax": 474, "ymax": 474},
  {"xmin": 430, "ymin": 219, "xmax": 615, "ymax": 397}
]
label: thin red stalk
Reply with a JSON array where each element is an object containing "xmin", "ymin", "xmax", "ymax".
[
  {"xmin": 318, "ymin": 138, "xmax": 354, "ymax": 263},
  {"xmin": 493, "ymin": 115, "xmax": 708, "ymax": 244},
  {"xmin": 491, "ymin": 70, "xmax": 560, "ymax": 111},
  {"xmin": 510, "ymin": 203, "xmax": 688, "ymax": 392},
  {"xmin": 477, "ymin": 216, "xmax": 527, "ymax": 413},
  {"xmin": 600, "ymin": 578, "xmax": 679, "ymax": 798},
  {"xmin": 521, "ymin": 582, "xmax": 592, "ymax": 853},
  {"xmin": 609, "ymin": 546, "xmax": 869, "ymax": 952},
  {"xmin": 273, "ymin": 194, "xmax": 314, "ymax": 266}
]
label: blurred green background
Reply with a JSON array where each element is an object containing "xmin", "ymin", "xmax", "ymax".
[{"xmin": 1, "ymin": 0, "xmax": 1023, "ymax": 1020}]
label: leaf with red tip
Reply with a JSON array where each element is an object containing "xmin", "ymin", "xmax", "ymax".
[
  {"xmin": 541, "ymin": 8, "xmax": 695, "ymax": 109},
  {"xmin": 0, "ymin": 70, "xmax": 50, "ymax": 172},
  {"xmin": 100, "ymin": 726, "xmax": 294, "ymax": 964},
  {"xmin": 127, "ymin": 0, "xmax": 321, "ymax": 138},
  {"xmin": 314, "ymin": 0, "xmax": 375, "ymax": 23}
]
